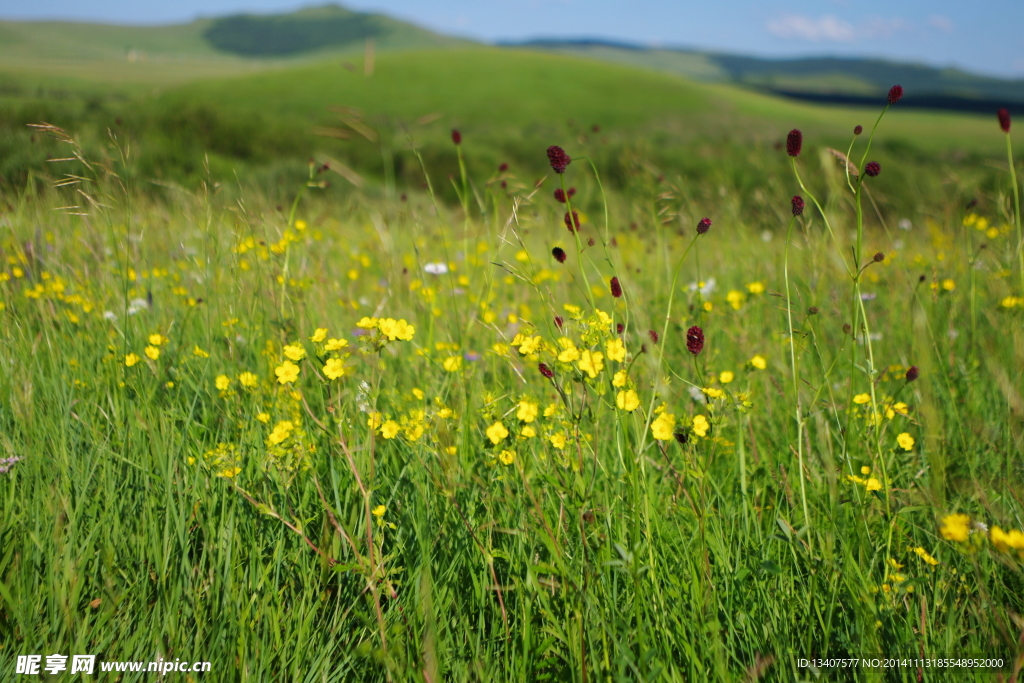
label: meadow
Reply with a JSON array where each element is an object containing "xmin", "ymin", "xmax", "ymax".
[{"xmin": 1, "ymin": 42, "xmax": 1023, "ymax": 682}]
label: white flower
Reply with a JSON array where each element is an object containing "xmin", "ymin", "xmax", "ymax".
[
  {"xmin": 761, "ymin": 230, "xmax": 774, "ymax": 242},
  {"xmin": 103, "ymin": 311, "xmax": 117, "ymax": 321},
  {"xmin": 898, "ymin": 218, "xmax": 912, "ymax": 231},
  {"xmin": 688, "ymin": 385, "xmax": 705, "ymax": 402},
  {"xmin": 687, "ymin": 277, "xmax": 716, "ymax": 295},
  {"xmin": 424, "ymin": 262, "xmax": 448, "ymax": 275},
  {"xmin": 126, "ymin": 297, "xmax": 149, "ymax": 316}
]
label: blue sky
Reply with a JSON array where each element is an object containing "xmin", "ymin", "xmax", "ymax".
[{"xmin": 3, "ymin": 0, "xmax": 1023, "ymax": 78}]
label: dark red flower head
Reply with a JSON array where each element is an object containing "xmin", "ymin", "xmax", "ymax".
[
  {"xmin": 498, "ymin": 162, "xmax": 508, "ymax": 172},
  {"xmin": 888, "ymin": 85, "xmax": 903, "ymax": 105},
  {"xmin": 686, "ymin": 325, "xmax": 704, "ymax": 355},
  {"xmin": 553, "ymin": 187, "xmax": 576, "ymax": 203},
  {"xmin": 673, "ymin": 429, "xmax": 689, "ymax": 445},
  {"xmin": 697, "ymin": 217, "xmax": 712, "ymax": 235},
  {"xmin": 864, "ymin": 161, "xmax": 881, "ymax": 177},
  {"xmin": 610, "ymin": 276, "xmax": 622, "ymax": 298},
  {"xmin": 547, "ymin": 145, "xmax": 571, "ymax": 173},
  {"xmin": 873, "ymin": 252, "xmax": 885, "ymax": 262},
  {"xmin": 905, "ymin": 365, "xmax": 919, "ymax": 382},
  {"xmin": 451, "ymin": 129, "xmax": 462, "ymax": 145},
  {"xmin": 554, "ymin": 316, "xmax": 564, "ymax": 328},
  {"xmin": 552, "ymin": 247, "xmax": 567, "ymax": 263},
  {"xmin": 786, "ymin": 129, "xmax": 803, "ymax": 157},
  {"xmin": 854, "ymin": 125, "xmax": 863, "ymax": 135},
  {"xmin": 648, "ymin": 329, "xmax": 659, "ymax": 344},
  {"xmin": 998, "ymin": 108, "xmax": 1011, "ymax": 133},
  {"xmin": 616, "ymin": 323, "xmax": 624, "ymax": 334},
  {"xmin": 565, "ymin": 211, "xmax": 580, "ymax": 233},
  {"xmin": 538, "ymin": 363, "xmax": 554, "ymax": 379},
  {"xmin": 791, "ymin": 195, "xmax": 805, "ymax": 216}
]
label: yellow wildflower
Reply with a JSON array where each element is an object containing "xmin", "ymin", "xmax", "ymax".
[
  {"xmin": 499, "ymin": 450, "xmax": 516, "ymax": 465},
  {"xmin": 239, "ymin": 372, "xmax": 258, "ymax": 388},
  {"xmin": 719, "ymin": 370, "xmax": 734, "ymax": 384},
  {"xmin": 517, "ymin": 400, "xmax": 539, "ymax": 423},
  {"xmin": 612, "ymin": 370, "xmax": 628, "ymax": 387},
  {"xmin": 443, "ymin": 356, "xmax": 462, "ymax": 372},
  {"xmin": 912, "ymin": 546, "xmax": 939, "ymax": 565},
  {"xmin": 378, "ymin": 318, "xmax": 415, "ymax": 341},
  {"xmin": 283, "ymin": 344, "xmax": 306, "ymax": 361},
  {"xmin": 692, "ymin": 414, "xmax": 710, "ymax": 437},
  {"xmin": 990, "ymin": 526, "xmax": 1024, "ymax": 553},
  {"xmin": 380, "ymin": 420, "xmax": 400, "ymax": 439},
  {"xmin": 324, "ymin": 338, "xmax": 349, "ymax": 351},
  {"xmin": 940, "ymin": 513, "xmax": 971, "ymax": 542},
  {"xmin": 616, "ymin": 389, "xmax": 640, "ymax": 412},
  {"xmin": 310, "ymin": 328, "xmax": 328, "ymax": 342},
  {"xmin": 256, "ymin": 412, "xmax": 271, "ymax": 424},
  {"xmin": 865, "ymin": 478, "xmax": 882, "ymax": 492},
  {"xmin": 702, "ymin": 387, "xmax": 724, "ymax": 399},
  {"xmin": 274, "ymin": 361, "xmax": 300, "ymax": 384},
  {"xmin": 605, "ymin": 338, "xmax": 627, "ymax": 363},
  {"xmin": 372, "ymin": 505, "xmax": 386, "ymax": 517},
  {"xmin": 145, "ymin": 345, "xmax": 160, "ymax": 360},
  {"xmin": 367, "ymin": 412, "xmax": 382, "ymax": 430},
  {"xmin": 268, "ymin": 421, "xmax": 294, "ymax": 445},
  {"xmin": 750, "ymin": 354, "xmax": 767, "ymax": 370},
  {"xmin": 215, "ymin": 375, "xmax": 231, "ymax": 391},
  {"xmin": 193, "ymin": 345, "xmax": 210, "ymax": 358},
  {"xmin": 577, "ymin": 349, "xmax": 604, "ymax": 378},
  {"xmin": 747, "ymin": 281, "xmax": 765, "ymax": 294},
  {"xmin": 651, "ymin": 412, "xmax": 676, "ymax": 440},
  {"xmin": 520, "ymin": 426, "xmax": 536, "ymax": 438},
  {"xmin": 549, "ymin": 432, "xmax": 567, "ymax": 449},
  {"xmin": 896, "ymin": 432, "xmax": 914, "ymax": 451},
  {"xmin": 356, "ymin": 316, "xmax": 379, "ymax": 330},
  {"xmin": 148, "ymin": 333, "xmax": 168, "ymax": 346},
  {"xmin": 556, "ymin": 338, "xmax": 580, "ymax": 363},
  {"xmin": 486, "ymin": 422, "xmax": 509, "ymax": 445},
  {"xmin": 517, "ymin": 335, "xmax": 542, "ymax": 355},
  {"xmin": 124, "ymin": 353, "xmax": 141, "ymax": 367},
  {"xmin": 853, "ymin": 393, "xmax": 871, "ymax": 404},
  {"xmin": 323, "ymin": 358, "xmax": 346, "ymax": 380}
]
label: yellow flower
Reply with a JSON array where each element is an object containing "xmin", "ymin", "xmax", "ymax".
[
  {"xmin": 692, "ymin": 414, "xmax": 710, "ymax": 437},
  {"xmin": 124, "ymin": 353, "xmax": 141, "ymax": 367},
  {"xmin": 145, "ymin": 345, "xmax": 160, "ymax": 360},
  {"xmin": 990, "ymin": 526, "xmax": 1024, "ymax": 553},
  {"xmin": 651, "ymin": 412, "xmax": 676, "ymax": 441},
  {"xmin": 499, "ymin": 450, "xmax": 516, "ymax": 465},
  {"xmin": 148, "ymin": 333, "xmax": 168, "ymax": 346},
  {"xmin": 323, "ymin": 358, "xmax": 346, "ymax": 380},
  {"xmin": 577, "ymin": 349, "xmax": 604, "ymax": 378},
  {"xmin": 726, "ymin": 290, "xmax": 744, "ymax": 309},
  {"xmin": 215, "ymin": 375, "xmax": 231, "ymax": 391},
  {"xmin": 746, "ymin": 281, "xmax": 765, "ymax": 294},
  {"xmin": 912, "ymin": 546, "xmax": 940, "ymax": 565},
  {"xmin": 486, "ymin": 422, "xmax": 509, "ymax": 445},
  {"xmin": 616, "ymin": 389, "xmax": 640, "ymax": 412},
  {"xmin": 543, "ymin": 403, "xmax": 558, "ymax": 417},
  {"xmin": 438, "ymin": 407, "xmax": 454, "ymax": 419},
  {"xmin": 557, "ymin": 338, "xmax": 580, "ymax": 363},
  {"xmin": 268, "ymin": 420, "xmax": 294, "ymax": 445},
  {"xmin": 274, "ymin": 361, "xmax": 300, "ymax": 384},
  {"xmin": 719, "ymin": 371, "xmax": 734, "ymax": 384},
  {"xmin": 294, "ymin": 219, "xmax": 307, "ymax": 231},
  {"xmin": 411, "ymin": 388, "xmax": 424, "ymax": 400},
  {"xmin": 378, "ymin": 318, "xmax": 415, "ymax": 341},
  {"xmin": 193, "ymin": 345, "xmax": 210, "ymax": 358},
  {"xmin": 853, "ymin": 393, "xmax": 871, "ymax": 404},
  {"xmin": 217, "ymin": 467, "xmax": 241, "ymax": 478},
  {"xmin": 942, "ymin": 278, "xmax": 956, "ymax": 291},
  {"xmin": 324, "ymin": 338, "xmax": 349, "ymax": 351},
  {"xmin": 605, "ymin": 338, "xmax": 627, "ymax": 363},
  {"xmin": 517, "ymin": 400, "xmax": 539, "ymax": 423},
  {"xmin": 702, "ymin": 387, "xmax": 724, "ymax": 399},
  {"xmin": 443, "ymin": 356, "xmax": 462, "ymax": 372},
  {"xmin": 516, "ymin": 335, "xmax": 542, "ymax": 355},
  {"xmin": 520, "ymin": 426, "xmax": 536, "ymax": 438},
  {"xmin": 380, "ymin": 420, "xmax": 400, "ymax": 439},
  {"xmin": 310, "ymin": 328, "xmax": 328, "ymax": 342},
  {"xmin": 865, "ymin": 478, "xmax": 882, "ymax": 492},
  {"xmin": 239, "ymin": 372, "xmax": 258, "ymax": 388},
  {"xmin": 256, "ymin": 412, "xmax": 271, "ymax": 424},
  {"xmin": 367, "ymin": 412, "xmax": 383, "ymax": 430},
  {"xmin": 896, "ymin": 432, "xmax": 914, "ymax": 451},
  {"xmin": 372, "ymin": 505, "xmax": 386, "ymax": 517},
  {"xmin": 861, "ymin": 465, "xmax": 871, "ymax": 475},
  {"xmin": 612, "ymin": 369, "xmax": 628, "ymax": 387},
  {"xmin": 940, "ymin": 513, "xmax": 971, "ymax": 542},
  {"xmin": 356, "ymin": 316, "xmax": 379, "ymax": 330},
  {"xmin": 750, "ymin": 354, "xmax": 767, "ymax": 370},
  {"xmin": 549, "ymin": 432, "xmax": 567, "ymax": 449},
  {"xmin": 283, "ymin": 344, "xmax": 306, "ymax": 361}
]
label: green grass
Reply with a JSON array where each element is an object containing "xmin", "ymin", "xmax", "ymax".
[{"xmin": 0, "ymin": 95, "xmax": 1023, "ymax": 680}]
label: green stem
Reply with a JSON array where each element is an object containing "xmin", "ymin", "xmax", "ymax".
[{"xmin": 784, "ymin": 215, "xmax": 810, "ymax": 527}]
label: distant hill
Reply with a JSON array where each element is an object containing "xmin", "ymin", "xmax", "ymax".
[
  {"xmin": 202, "ymin": 4, "xmax": 467, "ymax": 57},
  {"xmin": 511, "ymin": 39, "xmax": 1024, "ymax": 113}
]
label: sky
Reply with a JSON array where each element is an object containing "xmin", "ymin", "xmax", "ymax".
[{"xmin": 2, "ymin": 0, "xmax": 1023, "ymax": 78}]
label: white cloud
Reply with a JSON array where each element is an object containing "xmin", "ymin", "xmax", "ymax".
[
  {"xmin": 766, "ymin": 15, "xmax": 856, "ymax": 42},
  {"xmin": 928, "ymin": 15, "xmax": 954, "ymax": 32},
  {"xmin": 766, "ymin": 14, "xmax": 910, "ymax": 43}
]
